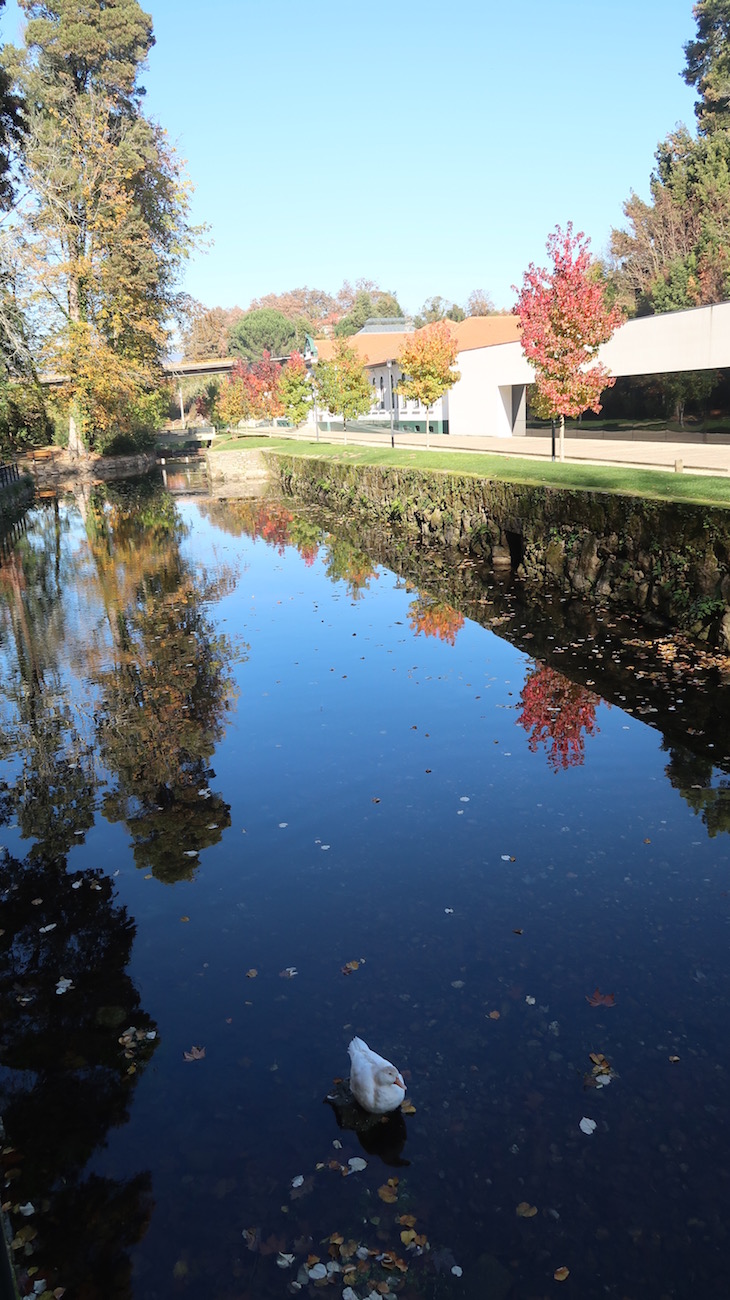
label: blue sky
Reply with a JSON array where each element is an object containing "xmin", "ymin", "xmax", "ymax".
[{"xmin": 2, "ymin": 0, "xmax": 700, "ymax": 316}]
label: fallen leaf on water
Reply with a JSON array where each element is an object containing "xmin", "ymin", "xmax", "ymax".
[
  {"xmin": 183, "ymin": 1045, "xmax": 206, "ymax": 1062},
  {"xmin": 180, "ymin": 916, "xmax": 190, "ymax": 923},
  {"xmin": 554, "ymin": 1266, "xmax": 570, "ymax": 1281},
  {"xmin": 669, "ymin": 1055, "xmax": 680, "ymax": 1063},
  {"xmin": 488, "ymin": 1010, "xmax": 501, "ymax": 1020},
  {"xmin": 585, "ymin": 988, "xmax": 615, "ymax": 1007},
  {"xmin": 398, "ymin": 1214, "xmax": 417, "ymax": 1228},
  {"xmin": 400, "ymin": 1229, "xmax": 416, "ymax": 1245},
  {"xmin": 516, "ymin": 1202, "xmax": 538, "ymax": 1217},
  {"xmin": 279, "ymin": 967, "xmax": 298, "ymax": 978},
  {"xmin": 512, "ymin": 928, "xmax": 523, "ymax": 935},
  {"xmin": 579, "ymin": 1116, "xmax": 597, "ymax": 1135},
  {"xmin": 245, "ymin": 969, "xmax": 258, "ymax": 979},
  {"xmin": 378, "ymin": 1177, "xmax": 399, "ymax": 1203},
  {"xmin": 341, "ymin": 960, "xmax": 360, "ymax": 975},
  {"xmin": 401, "ymin": 1100, "xmax": 416, "ymax": 1115}
]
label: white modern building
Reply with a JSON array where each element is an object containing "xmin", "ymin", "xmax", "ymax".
[{"xmin": 311, "ymin": 303, "xmax": 730, "ymax": 439}]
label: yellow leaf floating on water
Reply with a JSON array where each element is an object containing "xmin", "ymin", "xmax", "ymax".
[
  {"xmin": 516, "ymin": 1202, "xmax": 538, "ymax": 1218},
  {"xmin": 400, "ymin": 1229, "xmax": 416, "ymax": 1245},
  {"xmin": 554, "ymin": 1266, "xmax": 570, "ymax": 1281},
  {"xmin": 377, "ymin": 1177, "xmax": 399, "ymax": 1203},
  {"xmin": 401, "ymin": 1100, "xmax": 416, "ymax": 1115}
]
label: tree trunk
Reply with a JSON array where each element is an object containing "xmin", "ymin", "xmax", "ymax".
[
  {"xmin": 559, "ymin": 413, "xmax": 565, "ymax": 462},
  {"xmin": 68, "ymin": 407, "xmax": 85, "ymax": 458}
]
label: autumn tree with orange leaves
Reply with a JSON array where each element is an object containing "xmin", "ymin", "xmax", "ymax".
[
  {"xmin": 514, "ymin": 224, "xmax": 623, "ymax": 461},
  {"xmin": 398, "ymin": 321, "xmax": 460, "ymax": 437}
]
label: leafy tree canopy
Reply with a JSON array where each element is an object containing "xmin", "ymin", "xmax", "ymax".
[
  {"xmin": 4, "ymin": 0, "xmax": 197, "ymax": 453},
  {"xmin": 314, "ymin": 338, "xmax": 371, "ymax": 426},
  {"xmin": 683, "ymin": 0, "xmax": 730, "ymax": 132},
  {"xmin": 398, "ymin": 321, "xmax": 461, "ymax": 411},
  {"xmin": 228, "ymin": 308, "xmax": 297, "ymax": 362},
  {"xmin": 333, "ymin": 288, "xmax": 403, "ymax": 336}
]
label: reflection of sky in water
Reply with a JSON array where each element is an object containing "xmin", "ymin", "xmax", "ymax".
[{"xmin": 1, "ymin": 491, "xmax": 729, "ymax": 1299}]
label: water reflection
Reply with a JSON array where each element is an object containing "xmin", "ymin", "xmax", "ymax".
[
  {"xmin": 0, "ymin": 846, "xmax": 156, "ymax": 1298},
  {"xmin": 516, "ymin": 663, "xmax": 601, "ymax": 771},
  {"xmin": 2, "ymin": 479, "xmax": 730, "ymax": 1299}
]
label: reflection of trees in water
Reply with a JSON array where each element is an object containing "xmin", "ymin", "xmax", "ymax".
[
  {"xmin": 517, "ymin": 663, "xmax": 601, "ymax": 772},
  {"xmin": 408, "ymin": 594, "xmax": 465, "ymax": 646},
  {"xmin": 664, "ymin": 745, "xmax": 730, "ymax": 837},
  {"xmin": 81, "ymin": 480, "xmax": 242, "ymax": 882},
  {"xmin": 0, "ymin": 500, "xmax": 97, "ymax": 862},
  {"xmin": 0, "ymin": 848, "xmax": 156, "ymax": 1298},
  {"xmin": 200, "ymin": 498, "xmax": 378, "ymax": 597}
]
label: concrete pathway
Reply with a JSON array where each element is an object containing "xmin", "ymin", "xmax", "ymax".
[{"xmin": 297, "ymin": 423, "xmax": 730, "ymax": 477}]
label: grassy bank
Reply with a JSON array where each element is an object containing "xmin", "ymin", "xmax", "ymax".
[{"xmin": 211, "ymin": 435, "xmax": 730, "ymax": 509}]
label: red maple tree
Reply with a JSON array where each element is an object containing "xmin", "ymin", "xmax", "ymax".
[{"xmin": 513, "ymin": 223, "xmax": 623, "ymax": 460}]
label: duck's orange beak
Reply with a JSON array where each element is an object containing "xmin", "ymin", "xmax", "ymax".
[{"xmin": 397, "ymin": 1075, "xmax": 405, "ymax": 1089}]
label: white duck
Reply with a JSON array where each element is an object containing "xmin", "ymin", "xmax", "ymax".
[{"xmin": 348, "ymin": 1037, "xmax": 406, "ymax": 1114}]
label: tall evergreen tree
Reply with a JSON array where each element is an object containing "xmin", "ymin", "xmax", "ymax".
[
  {"xmin": 3, "ymin": 0, "xmax": 198, "ymax": 454},
  {"xmin": 610, "ymin": 1, "xmax": 730, "ymax": 313}
]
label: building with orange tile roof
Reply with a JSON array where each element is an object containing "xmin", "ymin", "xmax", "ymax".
[{"xmin": 309, "ymin": 316, "xmax": 526, "ymax": 437}]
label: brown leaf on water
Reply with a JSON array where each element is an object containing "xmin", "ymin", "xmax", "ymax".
[
  {"xmin": 516, "ymin": 1201, "xmax": 538, "ymax": 1217},
  {"xmin": 585, "ymin": 987, "xmax": 615, "ymax": 1008},
  {"xmin": 398, "ymin": 1214, "xmax": 417, "ymax": 1228},
  {"xmin": 183, "ymin": 1045, "xmax": 206, "ymax": 1061},
  {"xmin": 341, "ymin": 960, "xmax": 360, "ymax": 975},
  {"xmin": 554, "ymin": 1265, "xmax": 570, "ymax": 1281},
  {"xmin": 378, "ymin": 1177, "xmax": 399, "ymax": 1203},
  {"xmin": 180, "ymin": 916, "xmax": 190, "ymax": 922},
  {"xmin": 245, "ymin": 968, "xmax": 258, "ymax": 979},
  {"xmin": 488, "ymin": 1010, "xmax": 500, "ymax": 1020}
]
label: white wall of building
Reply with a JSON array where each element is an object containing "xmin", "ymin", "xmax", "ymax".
[
  {"xmin": 448, "ymin": 342, "xmax": 533, "ymax": 437},
  {"xmin": 448, "ymin": 302, "xmax": 730, "ymax": 438}
]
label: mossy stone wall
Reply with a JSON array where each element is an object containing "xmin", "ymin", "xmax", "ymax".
[{"xmin": 272, "ymin": 455, "xmax": 730, "ymax": 648}]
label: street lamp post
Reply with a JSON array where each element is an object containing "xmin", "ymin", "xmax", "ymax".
[{"xmin": 387, "ymin": 359, "xmax": 395, "ymax": 448}]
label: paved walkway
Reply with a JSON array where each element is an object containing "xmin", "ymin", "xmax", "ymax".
[{"xmin": 298, "ymin": 423, "xmax": 730, "ymax": 477}]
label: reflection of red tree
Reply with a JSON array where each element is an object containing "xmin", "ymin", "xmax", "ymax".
[
  {"xmin": 253, "ymin": 504, "xmax": 294, "ymax": 554},
  {"xmin": 408, "ymin": 596, "xmax": 465, "ymax": 646},
  {"xmin": 517, "ymin": 663, "xmax": 600, "ymax": 771},
  {"xmin": 297, "ymin": 542, "xmax": 319, "ymax": 567}
]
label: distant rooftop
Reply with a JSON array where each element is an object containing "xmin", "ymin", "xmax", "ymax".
[{"xmin": 357, "ymin": 317, "xmax": 414, "ymax": 334}]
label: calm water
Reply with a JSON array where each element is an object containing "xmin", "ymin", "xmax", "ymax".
[{"xmin": 1, "ymin": 475, "xmax": 730, "ymax": 1300}]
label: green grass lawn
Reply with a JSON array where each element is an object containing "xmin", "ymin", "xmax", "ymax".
[{"xmin": 211, "ymin": 435, "xmax": 730, "ymax": 509}]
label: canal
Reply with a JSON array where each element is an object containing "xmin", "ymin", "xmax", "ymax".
[{"xmin": 0, "ymin": 473, "xmax": 729, "ymax": 1300}]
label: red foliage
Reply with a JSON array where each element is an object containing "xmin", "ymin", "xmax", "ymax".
[
  {"xmin": 252, "ymin": 504, "xmax": 294, "ymax": 554},
  {"xmin": 586, "ymin": 988, "xmax": 616, "ymax": 1007},
  {"xmin": 516, "ymin": 662, "xmax": 600, "ymax": 771},
  {"xmin": 513, "ymin": 223, "xmax": 623, "ymax": 418}
]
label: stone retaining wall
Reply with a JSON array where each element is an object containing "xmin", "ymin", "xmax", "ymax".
[{"xmin": 272, "ymin": 455, "xmax": 730, "ymax": 649}]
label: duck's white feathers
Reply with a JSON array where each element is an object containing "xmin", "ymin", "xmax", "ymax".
[{"xmin": 348, "ymin": 1036, "xmax": 406, "ymax": 1114}]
